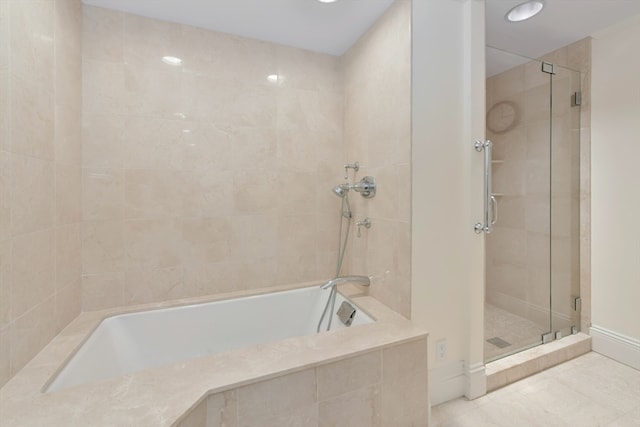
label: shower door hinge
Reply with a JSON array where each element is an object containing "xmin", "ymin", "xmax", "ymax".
[
  {"xmin": 572, "ymin": 92, "xmax": 582, "ymax": 107},
  {"xmin": 574, "ymin": 297, "xmax": 582, "ymax": 312},
  {"xmin": 541, "ymin": 62, "xmax": 555, "ymax": 74},
  {"xmin": 542, "ymin": 332, "xmax": 555, "ymax": 344}
]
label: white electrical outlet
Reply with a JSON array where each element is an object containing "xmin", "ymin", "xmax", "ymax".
[{"xmin": 436, "ymin": 339, "xmax": 447, "ymax": 361}]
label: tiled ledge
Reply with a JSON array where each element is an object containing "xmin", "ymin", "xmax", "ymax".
[
  {"xmin": 486, "ymin": 332, "xmax": 592, "ymax": 392},
  {"xmin": 0, "ymin": 282, "xmax": 427, "ymax": 427}
]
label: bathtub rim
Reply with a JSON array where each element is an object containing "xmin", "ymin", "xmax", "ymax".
[
  {"xmin": 40, "ymin": 280, "xmax": 376, "ymax": 393},
  {"xmin": 0, "ymin": 281, "xmax": 428, "ymax": 427}
]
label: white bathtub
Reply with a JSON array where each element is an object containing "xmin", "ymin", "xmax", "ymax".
[{"xmin": 45, "ymin": 286, "xmax": 373, "ymax": 393}]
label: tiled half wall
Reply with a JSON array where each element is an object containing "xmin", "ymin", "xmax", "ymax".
[{"xmin": 176, "ymin": 338, "xmax": 429, "ymax": 427}]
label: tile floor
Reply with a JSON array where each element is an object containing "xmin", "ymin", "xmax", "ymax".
[
  {"xmin": 485, "ymin": 303, "xmax": 546, "ymax": 361},
  {"xmin": 432, "ymin": 352, "xmax": 640, "ymax": 426}
]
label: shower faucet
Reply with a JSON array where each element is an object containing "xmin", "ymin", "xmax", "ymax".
[
  {"xmin": 332, "ymin": 177, "xmax": 377, "ymax": 199},
  {"xmin": 350, "ymin": 176, "xmax": 376, "ymax": 198},
  {"xmin": 356, "ymin": 218, "xmax": 371, "ymax": 237},
  {"xmin": 320, "ymin": 275, "xmax": 371, "ymax": 290},
  {"xmin": 343, "ymin": 162, "xmax": 359, "ymax": 180}
]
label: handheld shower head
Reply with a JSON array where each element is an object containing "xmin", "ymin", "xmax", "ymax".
[
  {"xmin": 332, "ymin": 184, "xmax": 349, "ymax": 198},
  {"xmin": 331, "ymin": 184, "xmax": 352, "ymax": 218}
]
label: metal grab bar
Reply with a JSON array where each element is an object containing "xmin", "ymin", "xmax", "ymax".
[{"xmin": 474, "ymin": 140, "xmax": 497, "ymax": 234}]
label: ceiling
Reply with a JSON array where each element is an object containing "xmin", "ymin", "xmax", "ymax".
[
  {"xmin": 81, "ymin": 0, "xmax": 395, "ymax": 56},
  {"xmin": 82, "ymin": 0, "xmax": 640, "ymax": 73},
  {"xmin": 486, "ymin": 0, "xmax": 640, "ymax": 75}
]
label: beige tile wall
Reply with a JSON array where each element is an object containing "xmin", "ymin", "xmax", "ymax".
[
  {"xmin": 176, "ymin": 338, "xmax": 429, "ymax": 427},
  {"xmin": 1, "ymin": 0, "xmax": 412, "ymax": 390},
  {"xmin": 82, "ymin": 2, "xmax": 413, "ymax": 316},
  {"xmin": 81, "ymin": 6, "xmax": 347, "ymax": 310},
  {"xmin": 341, "ymin": 0, "xmax": 412, "ymax": 317},
  {"xmin": 486, "ymin": 39, "xmax": 590, "ymax": 333},
  {"xmin": 0, "ymin": 0, "xmax": 82, "ymax": 388}
]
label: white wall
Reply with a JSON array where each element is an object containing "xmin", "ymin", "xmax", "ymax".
[
  {"xmin": 590, "ymin": 14, "xmax": 640, "ymax": 368},
  {"xmin": 411, "ymin": 0, "xmax": 486, "ymax": 404}
]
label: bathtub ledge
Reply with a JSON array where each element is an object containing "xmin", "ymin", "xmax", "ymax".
[{"xmin": 0, "ymin": 283, "xmax": 427, "ymax": 427}]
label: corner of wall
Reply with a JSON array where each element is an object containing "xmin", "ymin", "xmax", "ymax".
[
  {"xmin": 411, "ymin": 0, "xmax": 486, "ymax": 405},
  {"xmin": 1, "ymin": 0, "xmax": 83, "ymax": 389}
]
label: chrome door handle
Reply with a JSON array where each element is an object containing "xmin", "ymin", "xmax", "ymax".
[
  {"xmin": 474, "ymin": 140, "xmax": 494, "ymax": 234},
  {"xmin": 491, "ymin": 195, "xmax": 498, "ymax": 225}
]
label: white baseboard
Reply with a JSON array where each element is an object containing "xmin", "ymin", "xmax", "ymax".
[
  {"xmin": 464, "ymin": 362, "xmax": 487, "ymax": 400},
  {"xmin": 590, "ymin": 325, "xmax": 640, "ymax": 370},
  {"xmin": 429, "ymin": 361, "xmax": 466, "ymax": 406}
]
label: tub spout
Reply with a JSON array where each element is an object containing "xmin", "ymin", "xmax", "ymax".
[{"xmin": 320, "ymin": 275, "xmax": 371, "ymax": 290}]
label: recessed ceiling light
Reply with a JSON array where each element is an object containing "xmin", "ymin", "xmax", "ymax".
[
  {"xmin": 162, "ymin": 56, "xmax": 183, "ymax": 66},
  {"xmin": 317, "ymin": 0, "xmax": 339, "ymax": 3},
  {"xmin": 505, "ymin": 0, "xmax": 544, "ymax": 22}
]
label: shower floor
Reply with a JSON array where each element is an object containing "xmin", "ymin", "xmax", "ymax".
[{"xmin": 484, "ymin": 303, "xmax": 547, "ymax": 362}]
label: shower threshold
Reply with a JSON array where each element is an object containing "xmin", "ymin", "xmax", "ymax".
[{"xmin": 485, "ymin": 333, "xmax": 591, "ymax": 392}]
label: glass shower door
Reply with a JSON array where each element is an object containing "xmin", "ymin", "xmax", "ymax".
[
  {"xmin": 550, "ymin": 64, "xmax": 582, "ymax": 338},
  {"xmin": 484, "ymin": 47, "xmax": 581, "ymax": 362},
  {"xmin": 485, "ymin": 47, "xmax": 553, "ymax": 362}
]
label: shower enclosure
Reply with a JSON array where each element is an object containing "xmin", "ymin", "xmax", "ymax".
[{"xmin": 483, "ymin": 47, "xmax": 581, "ymax": 362}]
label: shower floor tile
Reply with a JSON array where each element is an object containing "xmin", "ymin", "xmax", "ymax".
[{"xmin": 484, "ymin": 304, "xmax": 546, "ymax": 361}]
